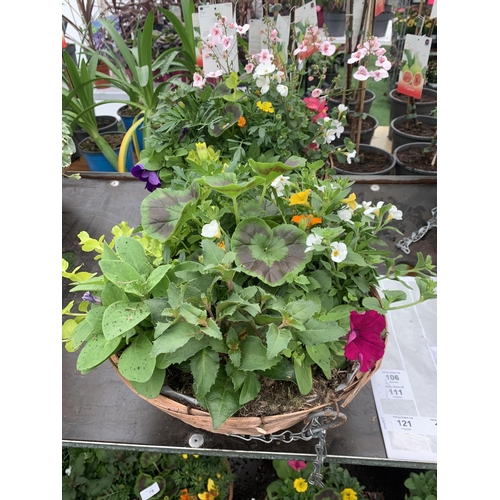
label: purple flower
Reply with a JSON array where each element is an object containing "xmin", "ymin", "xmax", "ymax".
[
  {"xmin": 288, "ymin": 460, "xmax": 307, "ymax": 471},
  {"xmin": 82, "ymin": 292, "xmax": 102, "ymax": 305},
  {"xmin": 130, "ymin": 164, "xmax": 161, "ymax": 192},
  {"xmin": 344, "ymin": 310, "xmax": 386, "ymax": 372}
]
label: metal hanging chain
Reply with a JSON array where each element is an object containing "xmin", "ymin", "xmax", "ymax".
[
  {"xmin": 396, "ymin": 207, "xmax": 437, "ymax": 255},
  {"xmin": 229, "ymin": 405, "xmax": 347, "ymax": 487}
]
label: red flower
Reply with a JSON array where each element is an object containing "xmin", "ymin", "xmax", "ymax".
[
  {"xmin": 303, "ymin": 97, "xmax": 328, "ymax": 122},
  {"xmin": 344, "ymin": 310, "xmax": 386, "ymax": 372}
]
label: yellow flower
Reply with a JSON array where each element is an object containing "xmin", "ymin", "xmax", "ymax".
[
  {"xmin": 341, "ymin": 193, "xmax": 357, "ymax": 210},
  {"xmin": 196, "ymin": 142, "xmax": 208, "ymax": 162},
  {"xmin": 182, "ymin": 454, "xmax": 188, "ymax": 459},
  {"xmin": 256, "ymin": 101, "xmax": 274, "ymax": 113},
  {"xmin": 217, "ymin": 240, "xmax": 226, "ymax": 251},
  {"xmin": 197, "ymin": 478, "xmax": 218, "ymax": 499},
  {"xmin": 340, "ymin": 488, "xmax": 357, "ymax": 500},
  {"xmin": 289, "ymin": 189, "xmax": 311, "ymax": 206},
  {"xmin": 193, "ymin": 455, "xmax": 199, "ymax": 458},
  {"xmin": 237, "ymin": 116, "xmax": 246, "ymax": 127},
  {"xmin": 293, "ymin": 478, "xmax": 308, "ymax": 493}
]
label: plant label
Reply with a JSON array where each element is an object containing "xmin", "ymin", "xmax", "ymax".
[
  {"xmin": 396, "ymin": 34, "xmax": 432, "ymax": 99},
  {"xmin": 140, "ymin": 482, "xmax": 160, "ymax": 500}
]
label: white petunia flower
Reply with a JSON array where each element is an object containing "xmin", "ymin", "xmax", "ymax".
[
  {"xmin": 271, "ymin": 175, "xmax": 290, "ymax": 197},
  {"xmin": 276, "ymin": 84, "xmax": 289, "ymax": 97},
  {"xmin": 362, "ymin": 201, "xmax": 376, "ymax": 219},
  {"xmin": 346, "ymin": 150, "xmax": 356, "ymax": 164},
  {"xmin": 201, "ymin": 220, "xmax": 221, "ymax": 238},
  {"xmin": 388, "ymin": 205, "xmax": 403, "ymax": 220},
  {"xmin": 305, "ymin": 233, "xmax": 324, "ymax": 252},
  {"xmin": 330, "ymin": 242, "xmax": 348, "ymax": 262},
  {"xmin": 337, "ymin": 209, "xmax": 353, "ymax": 222}
]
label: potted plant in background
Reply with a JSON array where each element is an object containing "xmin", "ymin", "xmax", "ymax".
[
  {"xmin": 62, "ymin": 448, "xmax": 235, "ymax": 500},
  {"xmin": 330, "ymin": 35, "xmax": 394, "ymax": 175},
  {"xmin": 62, "ymin": 51, "xmax": 134, "ymax": 172},
  {"xmin": 317, "ymin": 0, "xmax": 347, "ymax": 38},
  {"xmin": 266, "ymin": 459, "xmax": 372, "ymax": 499},
  {"xmin": 393, "ymin": 129, "xmax": 437, "ymax": 177}
]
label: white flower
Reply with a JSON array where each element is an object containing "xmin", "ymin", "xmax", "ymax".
[
  {"xmin": 337, "ymin": 209, "xmax": 353, "ymax": 222},
  {"xmin": 276, "ymin": 84, "xmax": 289, "ymax": 97},
  {"xmin": 362, "ymin": 201, "xmax": 376, "ymax": 219},
  {"xmin": 254, "ymin": 62, "xmax": 276, "ymax": 77},
  {"xmin": 388, "ymin": 205, "xmax": 403, "ymax": 220},
  {"xmin": 373, "ymin": 201, "xmax": 384, "ymax": 216},
  {"xmin": 271, "ymin": 175, "xmax": 290, "ymax": 197},
  {"xmin": 311, "ymin": 88, "xmax": 322, "ymax": 98},
  {"xmin": 65, "ymin": 467, "xmax": 72, "ymax": 476},
  {"xmin": 338, "ymin": 104, "xmax": 348, "ymax": 113},
  {"xmin": 346, "ymin": 150, "xmax": 356, "ymax": 164},
  {"xmin": 192, "ymin": 72, "xmax": 205, "ymax": 88},
  {"xmin": 201, "ymin": 220, "xmax": 221, "ymax": 238},
  {"xmin": 305, "ymin": 233, "xmax": 324, "ymax": 252},
  {"xmin": 330, "ymin": 242, "xmax": 348, "ymax": 262}
]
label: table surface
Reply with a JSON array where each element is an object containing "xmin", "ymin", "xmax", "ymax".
[{"xmin": 62, "ymin": 174, "xmax": 437, "ymax": 469}]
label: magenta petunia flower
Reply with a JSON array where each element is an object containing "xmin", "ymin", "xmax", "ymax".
[
  {"xmin": 344, "ymin": 310, "xmax": 386, "ymax": 372},
  {"xmin": 288, "ymin": 460, "xmax": 307, "ymax": 471},
  {"xmin": 130, "ymin": 164, "xmax": 161, "ymax": 192}
]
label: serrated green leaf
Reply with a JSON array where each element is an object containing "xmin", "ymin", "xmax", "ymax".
[
  {"xmin": 239, "ymin": 371, "xmax": 261, "ymax": 405},
  {"xmin": 201, "ymin": 239, "xmax": 226, "ymax": 266},
  {"xmin": 156, "ymin": 336, "xmax": 212, "ymax": 369},
  {"xmin": 285, "ymin": 300, "xmax": 319, "ymax": 321},
  {"xmin": 203, "ymin": 372, "xmax": 242, "ymax": 430},
  {"xmin": 191, "ymin": 348, "xmax": 220, "ymax": 398},
  {"xmin": 201, "ymin": 318, "xmax": 223, "ymax": 339},
  {"xmin": 306, "ymin": 344, "xmax": 332, "ymax": 378},
  {"xmin": 266, "ymin": 324, "xmax": 292, "ymax": 359},
  {"xmin": 239, "ymin": 336, "xmax": 280, "ymax": 371}
]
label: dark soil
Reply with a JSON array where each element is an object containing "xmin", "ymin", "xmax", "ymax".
[
  {"xmin": 75, "ymin": 116, "xmax": 116, "ymax": 133},
  {"xmin": 332, "ymin": 149, "xmax": 394, "ymax": 174},
  {"xmin": 396, "ymin": 144, "xmax": 437, "ymax": 173},
  {"xmin": 118, "ymin": 105, "xmax": 141, "ymax": 117},
  {"xmin": 393, "ymin": 118, "xmax": 436, "ymax": 138},
  {"xmin": 79, "ymin": 133, "xmax": 125, "ymax": 152}
]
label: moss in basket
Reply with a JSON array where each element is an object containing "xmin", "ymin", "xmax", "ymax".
[{"xmin": 62, "ymin": 146, "xmax": 436, "ymax": 430}]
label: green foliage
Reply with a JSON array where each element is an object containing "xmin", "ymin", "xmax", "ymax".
[
  {"xmin": 404, "ymin": 470, "xmax": 437, "ymax": 500},
  {"xmin": 62, "ymin": 447, "xmax": 234, "ymax": 500},
  {"xmin": 266, "ymin": 460, "xmax": 365, "ymax": 500}
]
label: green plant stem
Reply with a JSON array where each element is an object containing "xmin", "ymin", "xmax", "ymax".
[
  {"xmin": 387, "ymin": 297, "xmax": 427, "ymax": 311},
  {"xmin": 232, "ymin": 197, "xmax": 240, "ymax": 224}
]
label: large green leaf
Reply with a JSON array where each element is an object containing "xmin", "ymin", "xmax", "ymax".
[
  {"xmin": 68, "ymin": 318, "xmax": 95, "ymax": 351},
  {"xmin": 203, "ymin": 372, "xmax": 242, "ymax": 430},
  {"xmin": 99, "ymin": 260, "xmax": 141, "ymax": 290},
  {"xmin": 239, "ymin": 371, "xmax": 261, "ymax": 405},
  {"xmin": 239, "ymin": 336, "xmax": 280, "ymax": 371},
  {"xmin": 76, "ymin": 333, "xmax": 122, "ymax": 372},
  {"xmin": 114, "ymin": 236, "xmax": 152, "ymax": 276},
  {"xmin": 266, "ymin": 324, "xmax": 292, "ymax": 360},
  {"xmin": 140, "ymin": 184, "xmax": 199, "ymax": 242},
  {"xmin": 102, "ymin": 301, "xmax": 151, "ymax": 340},
  {"xmin": 248, "ymin": 156, "xmax": 306, "ymax": 176},
  {"xmin": 231, "ymin": 218, "xmax": 310, "ymax": 286},
  {"xmin": 295, "ymin": 319, "xmax": 345, "ymax": 345},
  {"xmin": 129, "ymin": 367, "xmax": 166, "ymax": 398},
  {"xmin": 118, "ymin": 334, "xmax": 156, "ymax": 383},
  {"xmin": 200, "ymin": 173, "xmax": 265, "ymax": 199},
  {"xmin": 208, "ymin": 103, "xmax": 243, "ymax": 136},
  {"xmin": 191, "ymin": 348, "xmax": 220, "ymax": 398},
  {"xmin": 150, "ymin": 322, "xmax": 201, "ymax": 356}
]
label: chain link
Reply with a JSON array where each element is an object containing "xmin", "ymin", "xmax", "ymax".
[
  {"xmin": 229, "ymin": 406, "xmax": 347, "ymax": 486},
  {"xmin": 396, "ymin": 207, "xmax": 437, "ymax": 255}
]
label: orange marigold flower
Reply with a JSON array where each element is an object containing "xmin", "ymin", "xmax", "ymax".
[
  {"xmin": 291, "ymin": 214, "xmax": 323, "ymax": 228},
  {"xmin": 237, "ymin": 116, "xmax": 246, "ymax": 127},
  {"xmin": 217, "ymin": 240, "xmax": 226, "ymax": 251}
]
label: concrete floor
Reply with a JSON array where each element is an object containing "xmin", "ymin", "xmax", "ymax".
[{"xmin": 370, "ymin": 125, "xmax": 392, "ymax": 152}]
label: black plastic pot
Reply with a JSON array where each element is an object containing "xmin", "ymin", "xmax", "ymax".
[
  {"xmin": 390, "ymin": 115, "xmax": 437, "ymax": 153},
  {"xmin": 333, "ymin": 112, "xmax": 379, "ymax": 147},
  {"xmin": 394, "ymin": 142, "xmax": 437, "ymax": 176},
  {"xmin": 373, "ymin": 12, "xmax": 392, "ymax": 37},
  {"xmin": 332, "ymin": 144, "xmax": 396, "ymax": 176},
  {"xmin": 388, "ymin": 88, "xmax": 437, "ymax": 139},
  {"xmin": 328, "ymin": 89, "xmax": 376, "ymax": 115},
  {"xmin": 324, "ymin": 13, "xmax": 346, "ymax": 37}
]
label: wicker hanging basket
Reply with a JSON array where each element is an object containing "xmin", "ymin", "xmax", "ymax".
[{"xmin": 109, "ymin": 313, "xmax": 388, "ymax": 436}]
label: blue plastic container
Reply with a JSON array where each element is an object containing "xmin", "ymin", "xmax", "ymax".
[
  {"xmin": 118, "ymin": 106, "xmax": 144, "ymax": 150},
  {"xmin": 78, "ymin": 133, "xmax": 134, "ymax": 173}
]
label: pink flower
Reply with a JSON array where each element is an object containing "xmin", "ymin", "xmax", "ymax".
[
  {"xmin": 221, "ymin": 35, "xmax": 233, "ymax": 51},
  {"xmin": 311, "ymin": 88, "xmax": 322, "ymax": 98},
  {"xmin": 245, "ymin": 63, "xmax": 255, "ymax": 74},
  {"xmin": 209, "ymin": 25, "xmax": 222, "ymax": 44},
  {"xmin": 236, "ymin": 23, "xmax": 249, "ymax": 34},
  {"xmin": 344, "ymin": 310, "xmax": 386, "ymax": 372},
  {"xmin": 353, "ymin": 65, "xmax": 370, "ymax": 81},
  {"xmin": 258, "ymin": 49, "xmax": 273, "ymax": 64},
  {"xmin": 319, "ymin": 40, "xmax": 336, "ymax": 57},
  {"xmin": 192, "ymin": 72, "xmax": 205, "ymax": 88},
  {"xmin": 303, "ymin": 97, "xmax": 328, "ymax": 122},
  {"xmin": 348, "ymin": 48, "xmax": 367, "ymax": 64},
  {"xmin": 371, "ymin": 68, "xmax": 389, "ymax": 81},
  {"xmin": 375, "ymin": 55, "xmax": 391, "ymax": 71},
  {"xmin": 288, "ymin": 460, "xmax": 307, "ymax": 471}
]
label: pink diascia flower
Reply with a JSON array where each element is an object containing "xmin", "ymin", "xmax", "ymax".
[
  {"xmin": 319, "ymin": 40, "xmax": 336, "ymax": 56},
  {"xmin": 311, "ymin": 88, "xmax": 322, "ymax": 98},
  {"xmin": 209, "ymin": 24, "xmax": 222, "ymax": 44},
  {"xmin": 245, "ymin": 63, "xmax": 255, "ymax": 74},
  {"xmin": 353, "ymin": 65, "xmax": 370, "ymax": 81},
  {"xmin": 236, "ymin": 23, "xmax": 250, "ymax": 34},
  {"xmin": 288, "ymin": 460, "xmax": 307, "ymax": 471},
  {"xmin": 192, "ymin": 72, "xmax": 205, "ymax": 88},
  {"xmin": 371, "ymin": 69, "xmax": 389, "ymax": 81},
  {"xmin": 344, "ymin": 310, "xmax": 386, "ymax": 372}
]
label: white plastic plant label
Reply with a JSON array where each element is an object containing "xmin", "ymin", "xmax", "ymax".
[
  {"xmin": 396, "ymin": 34, "xmax": 432, "ymax": 99},
  {"xmin": 140, "ymin": 481, "xmax": 160, "ymax": 500}
]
